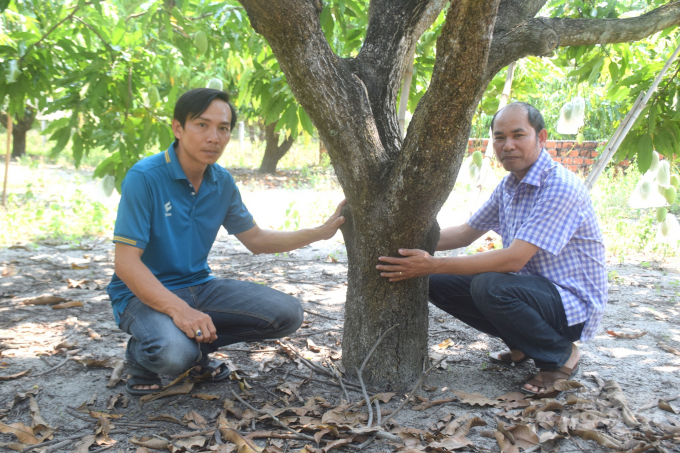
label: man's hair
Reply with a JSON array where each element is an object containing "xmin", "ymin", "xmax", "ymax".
[
  {"xmin": 173, "ymin": 88, "xmax": 237, "ymax": 131},
  {"xmin": 490, "ymin": 102, "xmax": 545, "ymax": 137}
]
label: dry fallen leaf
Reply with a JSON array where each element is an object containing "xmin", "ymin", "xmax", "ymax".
[
  {"xmin": 191, "ymin": 393, "xmax": 220, "ymax": 401},
  {"xmin": 0, "ymin": 421, "xmax": 40, "ymax": 444},
  {"xmin": 22, "ymin": 296, "xmax": 66, "ymax": 306},
  {"xmin": 658, "ymin": 400, "xmax": 678, "ymax": 414},
  {"xmin": 428, "ymin": 436, "xmax": 473, "ymax": 451},
  {"xmin": 148, "ymin": 414, "xmax": 184, "ymax": 425},
  {"xmin": 171, "ymin": 436, "xmax": 206, "ymax": 452},
  {"xmin": 71, "ymin": 263, "xmax": 90, "ymax": 270},
  {"xmin": 220, "ymin": 428, "xmax": 263, "ymax": 453},
  {"xmin": 72, "ymin": 434, "xmax": 96, "ymax": 453},
  {"xmin": 570, "ymin": 428, "xmax": 622, "ymax": 449},
  {"xmin": 107, "ymin": 359, "xmax": 125, "ymax": 388},
  {"xmin": 453, "ymin": 391, "xmax": 499, "ymax": 407},
  {"xmin": 87, "ymin": 328, "xmax": 102, "ymax": 340},
  {"xmin": 52, "ymin": 301, "xmax": 84, "ymax": 309},
  {"xmin": 183, "ymin": 410, "xmax": 208, "ymax": 430},
  {"xmin": 606, "ymin": 330, "xmax": 647, "ymax": 339},
  {"xmin": 322, "ymin": 437, "xmax": 353, "ymax": 452},
  {"xmin": 658, "ymin": 342, "xmax": 680, "ymax": 357},
  {"xmin": 1, "ymin": 264, "xmax": 18, "ymax": 276},
  {"xmin": 130, "ymin": 436, "xmax": 170, "ymax": 450},
  {"xmin": 437, "ymin": 339, "xmax": 455, "ymax": 349},
  {"xmin": 0, "ymin": 369, "xmax": 31, "ymax": 381},
  {"xmin": 140, "ymin": 382, "xmax": 194, "ymax": 404}
]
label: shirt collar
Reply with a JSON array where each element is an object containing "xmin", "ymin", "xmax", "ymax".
[
  {"xmin": 517, "ymin": 148, "xmax": 555, "ymax": 187},
  {"xmin": 165, "ymin": 143, "xmax": 219, "ymax": 185}
]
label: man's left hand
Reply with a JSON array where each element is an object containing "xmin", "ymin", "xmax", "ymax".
[
  {"xmin": 377, "ymin": 249, "xmax": 435, "ymax": 282},
  {"xmin": 316, "ymin": 199, "xmax": 347, "ymax": 240}
]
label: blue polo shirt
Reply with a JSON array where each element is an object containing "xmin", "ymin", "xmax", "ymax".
[{"xmin": 107, "ymin": 144, "xmax": 256, "ymax": 324}]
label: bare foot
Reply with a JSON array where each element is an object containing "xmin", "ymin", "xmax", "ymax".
[
  {"xmin": 524, "ymin": 344, "xmax": 580, "ymax": 394},
  {"xmin": 193, "ymin": 364, "xmax": 222, "ymax": 378},
  {"xmin": 128, "ymin": 375, "xmax": 159, "ymax": 392}
]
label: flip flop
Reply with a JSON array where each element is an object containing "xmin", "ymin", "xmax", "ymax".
[
  {"xmin": 521, "ymin": 363, "xmax": 580, "ymax": 398},
  {"xmin": 126, "ymin": 375, "xmax": 163, "ymax": 396},
  {"xmin": 190, "ymin": 358, "xmax": 231, "ymax": 382},
  {"xmin": 488, "ymin": 350, "xmax": 529, "ymax": 366}
]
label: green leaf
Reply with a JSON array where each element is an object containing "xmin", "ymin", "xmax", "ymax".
[
  {"xmin": 0, "ymin": 0, "xmax": 10, "ymax": 13},
  {"xmin": 608, "ymin": 60, "xmax": 619, "ymax": 83},
  {"xmin": 298, "ymin": 106, "xmax": 314, "ymax": 135},
  {"xmin": 648, "ymin": 104, "xmax": 659, "ymax": 135},
  {"xmin": 636, "ymin": 134, "xmax": 654, "ymax": 173},
  {"xmin": 72, "ymin": 133, "xmax": 83, "ymax": 168}
]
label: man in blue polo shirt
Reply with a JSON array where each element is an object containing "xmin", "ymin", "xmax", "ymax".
[
  {"xmin": 375, "ymin": 102, "xmax": 607, "ymax": 397},
  {"xmin": 109, "ymin": 88, "xmax": 346, "ymax": 395}
]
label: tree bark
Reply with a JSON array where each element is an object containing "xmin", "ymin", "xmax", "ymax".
[
  {"xmin": 258, "ymin": 123, "xmax": 295, "ymax": 174},
  {"xmin": 238, "ymin": 0, "xmax": 680, "ymax": 388},
  {"xmin": 0, "ymin": 108, "xmax": 36, "ymax": 159}
]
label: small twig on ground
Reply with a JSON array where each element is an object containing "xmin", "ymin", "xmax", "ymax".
[
  {"xmin": 230, "ymin": 390, "xmax": 316, "ymax": 442},
  {"xmin": 357, "ymin": 435, "xmax": 376, "ymax": 450},
  {"xmin": 380, "ymin": 357, "xmax": 445, "ymax": 427},
  {"xmin": 171, "ymin": 429, "xmax": 216, "ymax": 439},
  {"xmin": 357, "ymin": 325, "xmax": 398, "ymax": 428},
  {"xmin": 65, "ymin": 407, "xmax": 93, "ymax": 422},
  {"xmin": 374, "ymin": 399, "xmax": 381, "ymax": 426},
  {"xmin": 115, "ymin": 422, "xmax": 159, "ymax": 428},
  {"xmin": 303, "ymin": 308, "xmax": 336, "ymax": 320},
  {"xmin": 33, "ymin": 352, "xmax": 69, "ymax": 377},
  {"xmin": 43, "ymin": 440, "xmax": 72, "ymax": 453},
  {"xmin": 277, "ymin": 341, "xmax": 335, "ymax": 378},
  {"xmin": 22, "ymin": 430, "xmax": 128, "ymax": 453}
]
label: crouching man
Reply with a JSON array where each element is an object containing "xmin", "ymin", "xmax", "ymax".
[
  {"xmin": 376, "ymin": 102, "xmax": 606, "ymax": 397},
  {"xmin": 108, "ymin": 88, "xmax": 345, "ymax": 396}
]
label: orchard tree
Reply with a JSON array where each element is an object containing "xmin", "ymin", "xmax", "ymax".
[{"xmin": 237, "ymin": 0, "xmax": 680, "ymax": 388}]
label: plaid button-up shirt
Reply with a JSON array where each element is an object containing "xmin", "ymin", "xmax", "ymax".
[{"xmin": 468, "ymin": 150, "xmax": 607, "ymax": 342}]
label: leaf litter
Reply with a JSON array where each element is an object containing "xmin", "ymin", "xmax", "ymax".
[{"xmin": 1, "ymin": 239, "xmax": 680, "ymax": 451}]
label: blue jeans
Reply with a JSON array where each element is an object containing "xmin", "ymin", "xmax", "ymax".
[
  {"xmin": 118, "ymin": 278, "xmax": 303, "ymax": 376},
  {"xmin": 428, "ymin": 272, "xmax": 584, "ymax": 369}
]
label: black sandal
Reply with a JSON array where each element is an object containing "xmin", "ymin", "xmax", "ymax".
[
  {"xmin": 190, "ymin": 357, "xmax": 231, "ymax": 382},
  {"xmin": 125, "ymin": 363, "xmax": 161, "ymax": 396}
]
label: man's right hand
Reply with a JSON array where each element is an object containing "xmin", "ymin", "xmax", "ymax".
[{"xmin": 171, "ymin": 305, "xmax": 218, "ymax": 343}]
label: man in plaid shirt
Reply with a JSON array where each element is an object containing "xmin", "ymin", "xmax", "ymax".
[{"xmin": 377, "ymin": 102, "xmax": 607, "ymax": 396}]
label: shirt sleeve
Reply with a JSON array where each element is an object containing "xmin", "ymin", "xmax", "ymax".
[
  {"xmin": 468, "ymin": 183, "xmax": 501, "ymax": 233},
  {"xmin": 514, "ymin": 178, "xmax": 584, "ymax": 256},
  {"xmin": 222, "ymin": 176, "xmax": 256, "ymax": 235},
  {"xmin": 112, "ymin": 170, "xmax": 152, "ymax": 250}
]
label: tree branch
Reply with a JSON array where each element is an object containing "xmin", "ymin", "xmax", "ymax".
[
  {"xmin": 352, "ymin": 0, "xmax": 448, "ymax": 160},
  {"xmin": 20, "ymin": 2, "xmax": 93, "ymax": 61},
  {"xmin": 238, "ymin": 0, "xmax": 390, "ymax": 199},
  {"xmin": 386, "ymin": 0, "xmax": 501, "ymax": 231},
  {"xmin": 487, "ymin": 0, "xmax": 680, "ymax": 77},
  {"xmin": 494, "ymin": 0, "xmax": 547, "ymax": 34}
]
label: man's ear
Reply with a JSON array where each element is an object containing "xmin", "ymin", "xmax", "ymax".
[
  {"xmin": 171, "ymin": 118, "xmax": 183, "ymax": 141},
  {"xmin": 538, "ymin": 128, "xmax": 548, "ymax": 149}
]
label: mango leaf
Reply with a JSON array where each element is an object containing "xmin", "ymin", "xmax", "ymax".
[{"xmin": 636, "ymin": 134, "xmax": 654, "ymax": 173}]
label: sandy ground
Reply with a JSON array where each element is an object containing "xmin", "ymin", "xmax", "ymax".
[{"xmin": 1, "ymin": 229, "xmax": 679, "ymax": 452}]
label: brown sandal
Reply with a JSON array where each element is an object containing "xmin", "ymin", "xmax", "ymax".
[{"xmin": 521, "ymin": 363, "xmax": 580, "ymax": 397}]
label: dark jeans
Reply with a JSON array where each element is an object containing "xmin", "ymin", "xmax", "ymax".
[
  {"xmin": 428, "ymin": 272, "xmax": 584, "ymax": 369},
  {"xmin": 119, "ymin": 278, "xmax": 303, "ymax": 376}
]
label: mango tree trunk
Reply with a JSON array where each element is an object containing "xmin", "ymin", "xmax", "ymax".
[{"xmin": 238, "ymin": 0, "xmax": 680, "ymax": 388}]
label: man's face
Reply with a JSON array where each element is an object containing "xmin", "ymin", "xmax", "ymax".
[
  {"xmin": 172, "ymin": 99, "xmax": 232, "ymax": 167},
  {"xmin": 492, "ymin": 106, "xmax": 547, "ymax": 181}
]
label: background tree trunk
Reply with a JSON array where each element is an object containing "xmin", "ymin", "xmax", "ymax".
[
  {"xmin": 0, "ymin": 108, "xmax": 36, "ymax": 159},
  {"xmin": 258, "ymin": 122, "xmax": 295, "ymax": 174}
]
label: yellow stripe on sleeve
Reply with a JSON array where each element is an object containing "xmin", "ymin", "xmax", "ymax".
[
  {"xmin": 113, "ymin": 236, "xmax": 137, "ymax": 246},
  {"xmin": 165, "ymin": 150, "xmax": 171, "ymax": 163}
]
